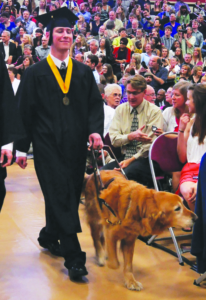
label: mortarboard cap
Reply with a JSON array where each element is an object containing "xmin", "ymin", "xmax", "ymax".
[
  {"xmin": 35, "ymin": 7, "xmax": 78, "ymax": 31},
  {"xmin": 35, "ymin": 7, "xmax": 78, "ymax": 45}
]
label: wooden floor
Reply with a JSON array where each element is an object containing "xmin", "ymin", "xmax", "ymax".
[{"xmin": 0, "ymin": 160, "xmax": 205, "ymax": 300}]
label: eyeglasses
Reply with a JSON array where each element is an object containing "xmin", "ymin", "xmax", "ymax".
[
  {"xmin": 112, "ymin": 93, "xmax": 122, "ymax": 97},
  {"xmin": 126, "ymin": 90, "xmax": 144, "ymax": 96},
  {"xmin": 146, "ymin": 93, "xmax": 155, "ymax": 97}
]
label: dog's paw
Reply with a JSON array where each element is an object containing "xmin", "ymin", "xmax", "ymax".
[
  {"xmin": 98, "ymin": 255, "xmax": 106, "ymax": 266},
  {"xmin": 124, "ymin": 273, "xmax": 143, "ymax": 291}
]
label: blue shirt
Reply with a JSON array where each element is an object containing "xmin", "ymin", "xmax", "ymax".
[
  {"xmin": 22, "ymin": 19, "xmax": 37, "ymax": 34},
  {"xmin": 0, "ymin": 22, "xmax": 16, "ymax": 35},
  {"xmin": 164, "ymin": 22, "xmax": 180, "ymax": 37},
  {"xmin": 76, "ymin": 11, "xmax": 91, "ymax": 23}
]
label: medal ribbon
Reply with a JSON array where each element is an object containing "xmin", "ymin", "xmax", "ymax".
[{"xmin": 47, "ymin": 54, "xmax": 73, "ymax": 94}]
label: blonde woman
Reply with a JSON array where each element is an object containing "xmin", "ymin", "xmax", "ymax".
[
  {"xmin": 191, "ymin": 47, "xmax": 203, "ymax": 66},
  {"xmin": 125, "ymin": 53, "xmax": 141, "ymax": 74},
  {"xmin": 191, "ymin": 66, "xmax": 203, "ymax": 84},
  {"xmin": 70, "ymin": 34, "xmax": 88, "ymax": 58}
]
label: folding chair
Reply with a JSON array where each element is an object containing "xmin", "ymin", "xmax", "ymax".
[{"xmin": 147, "ymin": 131, "xmax": 186, "ymax": 265}]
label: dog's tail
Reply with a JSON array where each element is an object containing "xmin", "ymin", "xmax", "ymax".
[{"xmin": 81, "ymin": 172, "xmax": 90, "ymax": 199}]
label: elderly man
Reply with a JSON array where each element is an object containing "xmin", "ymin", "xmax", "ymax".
[
  {"xmin": 35, "ymin": 36, "xmax": 50, "ymax": 60},
  {"xmin": 0, "ymin": 30, "xmax": 17, "ymax": 64},
  {"xmin": 75, "ymin": 53, "xmax": 84, "ymax": 63},
  {"xmin": 156, "ymin": 89, "xmax": 166, "ymax": 107},
  {"xmin": 76, "ymin": 2, "xmax": 91, "ymax": 23},
  {"xmin": 84, "ymin": 39, "xmax": 99, "ymax": 61},
  {"xmin": 144, "ymin": 85, "xmax": 156, "ymax": 104},
  {"xmin": 101, "ymin": 75, "xmax": 163, "ymax": 186},
  {"xmin": 104, "ymin": 83, "xmax": 122, "ymax": 109},
  {"xmin": 104, "ymin": 11, "xmax": 123, "ymax": 31},
  {"xmin": 147, "ymin": 56, "xmax": 168, "ymax": 93}
]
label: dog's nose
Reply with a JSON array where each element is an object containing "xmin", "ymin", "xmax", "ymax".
[{"xmin": 193, "ymin": 214, "xmax": 198, "ymax": 222}]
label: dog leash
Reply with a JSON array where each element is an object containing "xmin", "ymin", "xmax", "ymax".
[{"xmin": 90, "ymin": 144, "xmax": 117, "ymax": 218}]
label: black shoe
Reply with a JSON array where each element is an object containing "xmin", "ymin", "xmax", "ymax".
[
  {"xmin": 38, "ymin": 238, "xmax": 63, "ymax": 257},
  {"xmin": 68, "ymin": 263, "xmax": 88, "ymax": 280}
]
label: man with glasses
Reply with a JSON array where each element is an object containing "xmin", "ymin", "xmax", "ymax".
[
  {"xmin": 101, "ymin": 75, "xmax": 163, "ymax": 186},
  {"xmin": 144, "ymin": 85, "xmax": 156, "ymax": 104}
]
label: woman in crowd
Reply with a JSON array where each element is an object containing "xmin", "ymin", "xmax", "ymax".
[
  {"xmin": 90, "ymin": 13, "xmax": 103, "ymax": 37},
  {"xmin": 160, "ymin": 86, "xmax": 173, "ymax": 111},
  {"xmin": 193, "ymin": 0, "xmax": 204, "ymax": 15},
  {"xmin": 160, "ymin": 46, "xmax": 169, "ymax": 67},
  {"xmin": 176, "ymin": 4, "xmax": 190, "ymax": 25},
  {"xmin": 33, "ymin": 28, "xmax": 43, "ymax": 48},
  {"xmin": 177, "ymin": 84, "xmax": 206, "ymax": 211},
  {"xmin": 7, "ymin": 0, "xmax": 17, "ymax": 17},
  {"xmin": 16, "ymin": 55, "xmax": 33, "ymax": 79},
  {"xmin": 169, "ymin": 40, "xmax": 181, "ymax": 58},
  {"xmin": 116, "ymin": 6, "xmax": 126, "ymax": 25},
  {"xmin": 102, "ymin": 63, "xmax": 117, "ymax": 84},
  {"xmin": 70, "ymin": 34, "xmax": 88, "ymax": 58},
  {"xmin": 174, "ymin": 47, "xmax": 184, "ymax": 64},
  {"xmin": 87, "ymin": 0, "xmax": 96, "ymax": 15},
  {"xmin": 180, "ymin": 65, "xmax": 191, "ymax": 81},
  {"xmin": 124, "ymin": 53, "xmax": 141, "ymax": 74},
  {"xmin": 14, "ymin": 27, "xmax": 26, "ymax": 46},
  {"xmin": 151, "ymin": 28, "xmax": 161, "ymax": 39},
  {"xmin": 17, "ymin": 33, "xmax": 33, "ymax": 57},
  {"xmin": 73, "ymin": 15, "xmax": 89, "ymax": 39},
  {"xmin": 153, "ymin": 0, "xmax": 162, "ymax": 14},
  {"xmin": 99, "ymin": 38, "xmax": 113, "ymax": 64},
  {"xmin": 132, "ymin": 5, "xmax": 143, "ymax": 25},
  {"xmin": 113, "ymin": 37, "xmax": 132, "ymax": 78},
  {"xmin": 191, "ymin": 47, "xmax": 203, "ymax": 66},
  {"xmin": 150, "ymin": 36, "xmax": 161, "ymax": 56},
  {"xmin": 34, "ymin": 0, "xmax": 49, "ymax": 15},
  {"xmin": 191, "ymin": 66, "xmax": 203, "ymax": 84},
  {"xmin": 22, "ymin": 0, "xmax": 32, "ymax": 13}
]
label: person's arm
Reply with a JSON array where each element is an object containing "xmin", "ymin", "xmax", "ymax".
[
  {"xmin": 1, "ymin": 143, "xmax": 13, "ymax": 167},
  {"xmin": 177, "ymin": 113, "xmax": 191, "ymax": 163},
  {"xmin": 184, "ymin": 34, "xmax": 195, "ymax": 48},
  {"xmin": 199, "ymin": 33, "xmax": 203, "ymax": 48}
]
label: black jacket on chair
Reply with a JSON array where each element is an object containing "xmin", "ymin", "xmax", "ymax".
[{"xmin": 0, "ymin": 41, "xmax": 17, "ymax": 63}]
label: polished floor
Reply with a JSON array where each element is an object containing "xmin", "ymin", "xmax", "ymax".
[{"xmin": 0, "ymin": 160, "xmax": 205, "ymax": 300}]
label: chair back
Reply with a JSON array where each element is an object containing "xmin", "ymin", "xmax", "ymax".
[{"xmin": 104, "ymin": 133, "xmax": 122, "ymax": 159}]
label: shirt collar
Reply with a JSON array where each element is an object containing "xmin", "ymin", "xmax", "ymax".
[
  {"xmin": 129, "ymin": 99, "xmax": 146, "ymax": 114},
  {"xmin": 50, "ymin": 53, "xmax": 69, "ymax": 69}
]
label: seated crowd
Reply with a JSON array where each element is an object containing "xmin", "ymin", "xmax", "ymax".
[{"xmin": 1, "ymin": 0, "xmax": 206, "ymax": 214}]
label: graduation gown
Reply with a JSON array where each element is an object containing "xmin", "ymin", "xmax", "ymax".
[
  {"xmin": 16, "ymin": 58, "xmax": 104, "ymax": 235},
  {"xmin": 0, "ymin": 51, "xmax": 25, "ymax": 210}
]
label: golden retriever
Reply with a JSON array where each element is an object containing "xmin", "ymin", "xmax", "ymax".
[{"xmin": 83, "ymin": 170, "xmax": 197, "ymax": 291}]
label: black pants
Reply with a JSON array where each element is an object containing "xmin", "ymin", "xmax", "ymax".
[
  {"xmin": 101, "ymin": 156, "xmax": 160, "ymax": 187},
  {"xmin": 0, "ymin": 168, "xmax": 6, "ymax": 212}
]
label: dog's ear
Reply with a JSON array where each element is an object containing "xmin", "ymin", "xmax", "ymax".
[{"xmin": 141, "ymin": 211, "xmax": 167, "ymax": 235}]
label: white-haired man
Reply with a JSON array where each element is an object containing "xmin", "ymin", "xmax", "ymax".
[
  {"xmin": 84, "ymin": 39, "xmax": 99, "ymax": 61},
  {"xmin": 144, "ymin": 85, "xmax": 156, "ymax": 104},
  {"xmin": 0, "ymin": 30, "xmax": 17, "ymax": 64},
  {"xmin": 104, "ymin": 83, "xmax": 122, "ymax": 109}
]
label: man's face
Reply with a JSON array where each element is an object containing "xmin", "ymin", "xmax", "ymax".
[
  {"xmin": 154, "ymin": 20, "xmax": 160, "ymax": 27},
  {"xmin": 52, "ymin": 27, "xmax": 73, "ymax": 51},
  {"xmin": 156, "ymin": 90, "xmax": 165, "ymax": 101},
  {"xmin": 145, "ymin": 44, "xmax": 151, "ymax": 53},
  {"xmin": 184, "ymin": 54, "xmax": 192, "ymax": 63},
  {"xmin": 144, "ymin": 3, "xmax": 149, "ymax": 10},
  {"xmin": 165, "ymin": 28, "xmax": 171, "ymax": 37},
  {"xmin": 170, "ymin": 14, "xmax": 176, "ymax": 22},
  {"xmin": 136, "ymin": 29, "xmax": 142, "ymax": 38},
  {"xmin": 145, "ymin": 76, "xmax": 153, "ymax": 84},
  {"xmin": 132, "ymin": 20, "xmax": 138, "ymax": 29},
  {"xmin": 75, "ymin": 53, "xmax": 84, "ymax": 62},
  {"xmin": 42, "ymin": 37, "xmax": 48, "ymax": 47},
  {"xmin": 129, "ymin": 15, "xmax": 134, "ymax": 22},
  {"xmin": 149, "ymin": 57, "xmax": 158, "ymax": 69},
  {"xmin": 1, "ymin": 32, "xmax": 9, "ymax": 43},
  {"xmin": 143, "ymin": 10, "xmax": 149, "ymax": 17},
  {"xmin": 80, "ymin": 4, "xmax": 85, "ymax": 12},
  {"xmin": 162, "ymin": 4, "xmax": 167, "ymax": 10},
  {"xmin": 23, "ymin": 11, "xmax": 30, "ymax": 21},
  {"xmin": 198, "ymin": 15, "xmax": 204, "ymax": 23},
  {"xmin": 106, "ymin": 88, "xmax": 121, "ymax": 108},
  {"xmin": 145, "ymin": 87, "xmax": 156, "ymax": 103},
  {"xmin": 109, "ymin": 12, "xmax": 115, "ymax": 20},
  {"xmin": 117, "ymin": 0, "xmax": 121, "ymax": 5},
  {"xmin": 85, "ymin": 58, "xmax": 94, "ymax": 69},
  {"xmin": 90, "ymin": 41, "xmax": 98, "ymax": 53},
  {"xmin": 126, "ymin": 83, "xmax": 146, "ymax": 108},
  {"xmin": 24, "ymin": 48, "xmax": 32, "ymax": 55},
  {"xmin": 192, "ymin": 21, "xmax": 198, "ymax": 30}
]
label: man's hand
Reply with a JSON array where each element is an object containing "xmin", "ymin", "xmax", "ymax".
[
  {"xmin": 128, "ymin": 125, "xmax": 152, "ymax": 142},
  {"xmin": 16, "ymin": 157, "xmax": 27, "ymax": 169},
  {"xmin": 88, "ymin": 133, "xmax": 104, "ymax": 150},
  {"xmin": 7, "ymin": 56, "xmax": 12, "ymax": 65},
  {"xmin": 0, "ymin": 149, "xmax": 13, "ymax": 167},
  {"xmin": 115, "ymin": 157, "xmax": 135, "ymax": 170}
]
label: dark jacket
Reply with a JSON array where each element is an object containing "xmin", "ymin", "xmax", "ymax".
[{"xmin": 0, "ymin": 41, "xmax": 17, "ymax": 63}]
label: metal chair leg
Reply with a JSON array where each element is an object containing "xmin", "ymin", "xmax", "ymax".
[
  {"xmin": 169, "ymin": 227, "xmax": 184, "ymax": 265},
  {"xmin": 146, "ymin": 235, "xmax": 157, "ymax": 245}
]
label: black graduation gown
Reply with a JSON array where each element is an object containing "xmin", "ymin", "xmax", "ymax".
[
  {"xmin": 16, "ymin": 58, "xmax": 104, "ymax": 235},
  {"xmin": 0, "ymin": 51, "xmax": 25, "ymax": 210}
]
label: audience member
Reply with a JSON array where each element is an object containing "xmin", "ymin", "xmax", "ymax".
[
  {"xmin": 35, "ymin": 36, "xmax": 50, "ymax": 60},
  {"xmin": 104, "ymin": 11, "xmax": 123, "ymax": 31},
  {"xmin": 21, "ymin": 10, "xmax": 37, "ymax": 34},
  {"xmin": 156, "ymin": 89, "xmax": 166, "ymax": 107},
  {"xmin": 164, "ymin": 13, "xmax": 180, "ymax": 37},
  {"xmin": 192, "ymin": 20, "xmax": 203, "ymax": 48},
  {"xmin": 144, "ymin": 85, "xmax": 156, "ymax": 104},
  {"xmin": 161, "ymin": 26, "xmax": 175, "ymax": 51},
  {"xmin": 84, "ymin": 39, "xmax": 99, "ymax": 61},
  {"xmin": 8, "ymin": 66, "xmax": 20, "ymax": 95},
  {"xmin": 85, "ymin": 54, "xmax": 100, "ymax": 84},
  {"xmin": 104, "ymin": 83, "xmax": 122, "ymax": 108},
  {"xmin": 0, "ymin": 30, "xmax": 17, "ymax": 64},
  {"xmin": 147, "ymin": 56, "xmax": 168, "ymax": 93},
  {"xmin": 102, "ymin": 63, "xmax": 117, "ymax": 83}
]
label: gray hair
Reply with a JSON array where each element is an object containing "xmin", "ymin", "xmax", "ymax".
[
  {"xmin": 89, "ymin": 39, "xmax": 99, "ymax": 47},
  {"xmin": 3, "ymin": 30, "xmax": 10, "ymax": 37},
  {"xmin": 104, "ymin": 84, "xmax": 122, "ymax": 98}
]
